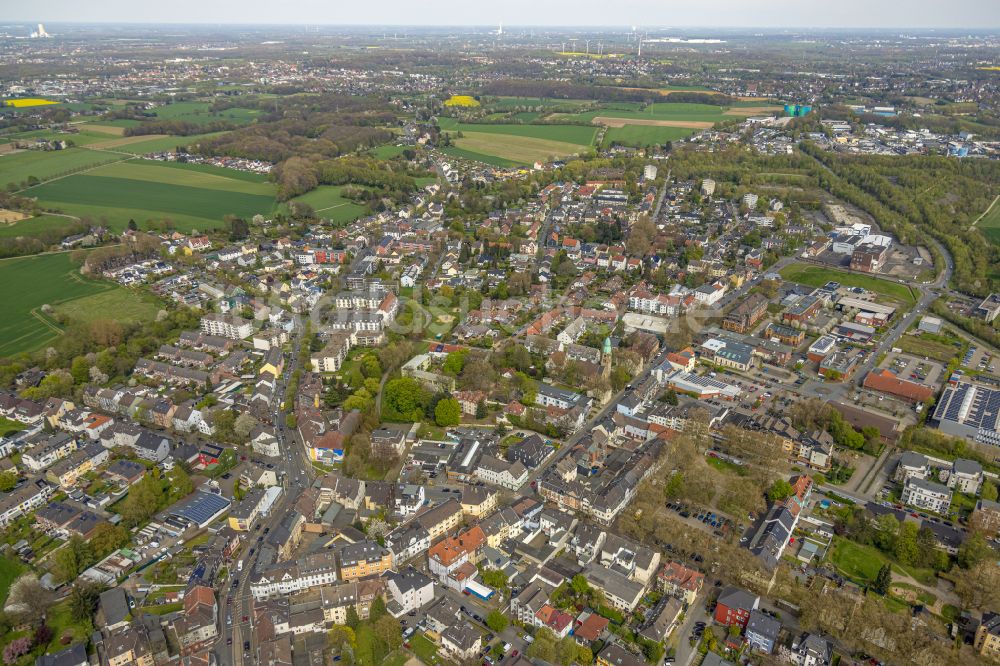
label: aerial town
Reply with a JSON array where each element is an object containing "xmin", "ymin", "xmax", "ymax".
[{"xmin": 0, "ymin": 14, "xmax": 998, "ymax": 666}]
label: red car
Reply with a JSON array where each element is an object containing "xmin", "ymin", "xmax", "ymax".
[
  {"xmin": 512, "ymin": 650, "xmax": 519, "ymax": 658},
  {"xmin": 242, "ymin": 615, "xmax": 248, "ymax": 622}
]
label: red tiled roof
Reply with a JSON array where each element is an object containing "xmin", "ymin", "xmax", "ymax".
[
  {"xmin": 863, "ymin": 369, "xmax": 934, "ymax": 403},
  {"xmin": 574, "ymin": 613, "xmax": 609, "ymax": 641}
]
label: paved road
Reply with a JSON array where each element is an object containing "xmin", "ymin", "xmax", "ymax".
[
  {"xmin": 651, "ymin": 169, "xmax": 671, "ymax": 221},
  {"xmin": 674, "ymin": 595, "xmax": 710, "ymax": 666},
  {"xmin": 215, "ymin": 329, "xmax": 316, "ymax": 666}
]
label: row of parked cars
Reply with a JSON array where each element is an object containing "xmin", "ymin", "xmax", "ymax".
[{"xmin": 666, "ymin": 501, "xmax": 736, "ymax": 534}]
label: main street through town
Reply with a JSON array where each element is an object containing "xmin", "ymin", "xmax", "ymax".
[{"xmin": 215, "ymin": 327, "xmax": 316, "ymax": 666}]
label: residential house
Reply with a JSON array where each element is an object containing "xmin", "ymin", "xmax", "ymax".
[
  {"xmin": 976, "ymin": 613, "xmax": 1000, "ymax": 661},
  {"xmin": 596, "ymin": 644, "xmax": 647, "ymax": 666},
  {"xmin": 638, "ymin": 596, "xmax": 684, "ymax": 643},
  {"xmin": 414, "ymin": 499, "xmax": 463, "ymax": 541},
  {"xmin": 714, "ymin": 587, "xmax": 759, "ymax": 628},
  {"xmin": 386, "ymin": 567, "xmax": 434, "ymax": 617},
  {"xmin": 657, "ymin": 561, "xmax": 705, "ymax": 605},
  {"xmin": 745, "ymin": 609, "xmax": 781, "ymax": 654},
  {"xmin": 949, "ymin": 459, "xmax": 984, "ymax": 495},
  {"xmin": 337, "ymin": 541, "xmax": 393, "ymax": 581},
  {"xmin": 171, "ymin": 585, "xmax": 218, "ymax": 655},
  {"xmin": 385, "ymin": 521, "xmax": 431, "ymax": 566},
  {"xmin": 790, "ymin": 633, "xmax": 834, "ymax": 666},
  {"xmin": 460, "ymin": 485, "xmax": 498, "ymax": 518},
  {"xmin": 440, "ymin": 623, "xmax": 481, "ymax": 661},
  {"xmin": 901, "ymin": 477, "xmax": 952, "ymax": 514},
  {"xmin": 474, "ymin": 455, "xmax": 528, "ymax": 490}
]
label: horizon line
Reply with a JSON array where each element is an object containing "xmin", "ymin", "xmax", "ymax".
[{"xmin": 2, "ymin": 21, "xmax": 1000, "ymax": 32}]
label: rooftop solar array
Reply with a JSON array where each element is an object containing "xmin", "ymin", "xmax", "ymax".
[
  {"xmin": 935, "ymin": 382, "xmax": 1000, "ymax": 439},
  {"xmin": 170, "ymin": 490, "xmax": 230, "ymax": 526}
]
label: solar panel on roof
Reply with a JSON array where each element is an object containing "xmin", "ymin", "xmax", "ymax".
[{"xmin": 171, "ymin": 491, "xmax": 230, "ymax": 525}]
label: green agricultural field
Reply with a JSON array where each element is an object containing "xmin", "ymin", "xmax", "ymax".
[
  {"xmin": 567, "ymin": 102, "xmax": 729, "ymax": 123},
  {"xmin": 0, "ymin": 128, "xmax": 114, "ymax": 147},
  {"xmin": 290, "ymin": 186, "xmax": 367, "ymax": 223},
  {"xmin": 778, "ymin": 263, "xmax": 917, "ymax": 305},
  {"xmin": 0, "ymin": 102, "xmax": 95, "ymax": 115},
  {"xmin": 107, "ymin": 132, "xmax": 228, "ymax": 155},
  {"xmin": 88, "ymin": 160, "xmax": 274, "ymax": 195},
  {"xmin": 0, "ymin": 214, "xmax": 80, "ymax": 239},
  {"xmin": 568, "ymin": 102, "xmax": 780, "ymax": 129},
  {"xmin": 135, "ymin": 159, "xmax": 269, "ymax": 183},
  {"xmin": 977, "ymin": 195, "xmax": 1000, "ymax": 244},
  {"xmin": 440, "ymin": 145, "xmax": 520, "ymax": 168},
  {"xmin": 27, "ymin": 161, "xmax": 278, "ymax": 233},
  {"xmin": 452, "ymin": 131, "xmax": 589, "ymax": 165},
  {"xmin": 147, "ymin": 101, "xmax": 262, "ymax": 126},
  {"xmin": 0, "ymin": 148, "xmax": 127, "ymax": 188},
  {"xmin": 438, "ymin": 118, "xmax": 597, "ymax": 145},
  {"xmin": 87, "ymin": 119, "xmax": 142, "ymax": 129},
  {"xmin": 603, "ymin": 124, "xmax": 698, "ymax": 147},
  {"xmin": 488, "ymin": 96, "xmax": 593, "ymax": 109},
  {"xmin": 0, "ymin": 252, "xmax": 154, "ymax": 357},
  {"xmin": 438, "ymin": 120, "xmax": 596, "ymax": 165}
]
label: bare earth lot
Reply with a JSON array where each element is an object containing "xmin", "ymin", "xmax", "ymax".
[{"xmin": 0, "ymin": 209, "xmax": 30, "ymax": 224}]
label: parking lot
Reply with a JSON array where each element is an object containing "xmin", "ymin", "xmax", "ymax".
[
  {"xmin": 880, "ymin": 351, "xmax": 944, "ymax": 387},
  {"xmin": 665, "ymin": 500, "xmax": 742, "ymax": 540}
]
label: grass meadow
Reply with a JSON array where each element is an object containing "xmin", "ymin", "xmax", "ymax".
[
  {"xmin": 977, "ymin": 196, "xmax": 1000, "ymax": 244},
  {"xmin": 0, "ymin": 252, "xmax": 158, "ymax": 356},
  {"xmin": 603, "ymin": 124, "xmax": 699, "ymax": 147},
  {"xmin": 778, "ymin": 263, "xmax": 918, "ymax": 305},
  {"xmin": 289, "ymin": 185, "xmax": 367, "ymax": 223}
]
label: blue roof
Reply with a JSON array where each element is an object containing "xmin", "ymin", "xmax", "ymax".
[{"xmin": 170, "ymin": 490, "xmax": 230, "ymax": 526}]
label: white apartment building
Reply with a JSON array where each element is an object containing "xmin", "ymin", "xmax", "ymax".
[
  {"xmin": 200, "ymin": 314, "xmax": 253, "ymax": 340},
  {"xmin": 901, "ymin": 477, "xmax": 952, "ymax": 515},
  {"xmin": 250, "ymin": 551, "xmax": 339, "ymax": 600}
]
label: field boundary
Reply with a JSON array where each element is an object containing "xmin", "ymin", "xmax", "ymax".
[
  {"xmin": 971, "ymin": 194, "xmax": 1000, "ymax": 230},
  {"xmin": 15, "ymin": 149, "xmax": 134, "ymax": 192}
]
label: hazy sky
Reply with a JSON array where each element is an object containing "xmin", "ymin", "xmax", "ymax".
[{"xmin": 7, "ymin": 0, "xmax": 1000, "ymax": 29}]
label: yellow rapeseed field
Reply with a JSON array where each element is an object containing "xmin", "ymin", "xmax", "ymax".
[
  {"xmin": 443, "ymin": 95, "xmax": 480, "ymax": 108},
  {"xmin": 4, "ymin": 98, "xmax": 59, "ymax": 108}
]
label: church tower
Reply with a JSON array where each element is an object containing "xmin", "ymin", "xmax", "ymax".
[{"xmin": 601, "ymin": 336, "xmax": 612, "ymax": 378}]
